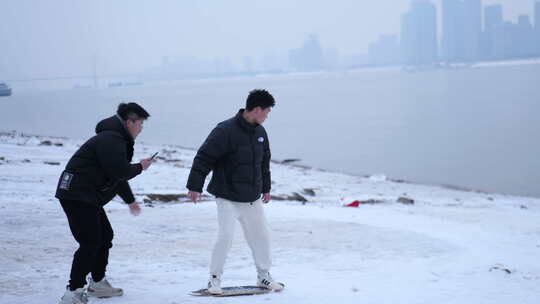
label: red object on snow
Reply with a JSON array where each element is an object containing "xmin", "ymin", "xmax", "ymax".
[{"xmin": 344, "ymin": 200, "xmax": 361, "ymax": 207}]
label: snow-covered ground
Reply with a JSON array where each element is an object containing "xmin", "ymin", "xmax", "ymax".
[{"xmin": 1, "ymin": 130, "xmax": 539, "ymax": 304}]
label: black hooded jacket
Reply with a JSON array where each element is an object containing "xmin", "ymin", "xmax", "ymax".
[
  {"xmin": 186, "ymin": 109, "xmax": 271, "ymax": 202},
  {"xmin": 55, "ymin": 115, "xmax": 143, "ymax": 206}
]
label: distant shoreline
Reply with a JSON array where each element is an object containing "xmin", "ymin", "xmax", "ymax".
[{"xmin": 5, "ymin": 57, "xmax": 540, "ymax": 86}]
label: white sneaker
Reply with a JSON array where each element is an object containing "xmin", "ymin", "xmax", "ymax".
[
  {"xmin": 58, "ymin": 287, "xmax": 88, "ymax": 304},
  {"xmin": 257, "ymin": 272, "xmax": 284, "ymax": 291},
  {"xmin": 207, "ymin": 274, "xmax": 223, "ymax": 294},
  {"xmin": 87, "ymin": 277, "xmax": 123, "ymax": 298}
]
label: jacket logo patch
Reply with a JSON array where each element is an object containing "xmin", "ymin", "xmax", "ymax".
[
  {"xmin": 59, "ymin": 172, "xmax": 74, "ymax": 190},
  {"xmin": 258, "ymin": 137, "xmax": 264, "ymax": 142}
]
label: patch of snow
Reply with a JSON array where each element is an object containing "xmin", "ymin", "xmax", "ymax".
[{"xmin": 1, "ymin": 131, "xmax": 539, "ymax": 304}]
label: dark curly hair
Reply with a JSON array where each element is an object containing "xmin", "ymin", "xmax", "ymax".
[
  {"xmin": 245, "ymin": 89, "xmax": 275, "ymax": 111},
  {"xmin": 117, "ymin": 102, "xmax": 150, "ymax": 121}
]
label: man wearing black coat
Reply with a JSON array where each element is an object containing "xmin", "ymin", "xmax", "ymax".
[
  {"xmin": 56, "ymin": 103, "xmax": 153, "ymax": 304},
  {"xmin": 187, "ymin": 89, "xmax": 283, "ymax": 294}
]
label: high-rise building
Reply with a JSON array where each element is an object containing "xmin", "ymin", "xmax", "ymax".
[
  {"xmin": 288, "ymin": 35, "xmax": 324, "ymax": 71},
  {"xmin": 535, "ymin": 1, "xmax": 540, "ymax": 29},
  {"xmin": 442, "ymin": 0, "xmax": 464, "ymax": 62},
  {"xmin": 492, "ymin": 16, "xmax": 535, "ymax": 60},
  {"xmin": 401, "ymin": 10, "xmax": 416, "ymax": 64},
  {"xmin": 463, "ymin": 0, "xmax": 482, "ymax": 61},
  {"xmin": 481, "ymin": 4, "xmax": 504, "ymax": 59},
  {"xmin": 493, "ymin": 22, "xmax": 519, "ymax": 59},
  {"xmin": 484, "ymin": 4, "xmax": 503, "ymax": 31},
  {"xmin": 517, "ymin": 15, "xmax": 535, "ymax": 56},
  {"xmin": 535, "ymin": 1, "xmax": 540, "ymax": 54},
  {"xmin": 401, "ymin": 0, "xmax": 438, "ymax": 65},
  {"xmin": 442, "ymin": 0, "xmax": 481, "ymax": 62}
]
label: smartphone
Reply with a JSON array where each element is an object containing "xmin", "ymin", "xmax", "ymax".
[{"xmin": 151, "ymin": 152, "xmax": 159, "ymax": 160}]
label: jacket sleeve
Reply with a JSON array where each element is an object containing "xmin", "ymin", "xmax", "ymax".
[
  {"xmin": 95, "ymin": 135, "xmax": 143, "ymax": 182},
  {"xmin": 186, "ymin": 127, "xmax": 229, "ymax": 192},
  {"xmin": 262, "ymin": 133, "xmax": 271, "ymax": 193},
  {"xmin": 116, "ymin": 180, "xmax": 136, "ymax": 204}
]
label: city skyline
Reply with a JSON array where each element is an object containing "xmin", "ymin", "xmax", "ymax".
[
  {"xmin": 401, "ymin": 1, "xmax": 438, "ymax": 65},
  {"xmin": 370, "ymin": 0, "xmax": 540, "ymax": 66},
  {"xmin": 0, "ymin": 0, "xmax": 538, "ymax": 79}
]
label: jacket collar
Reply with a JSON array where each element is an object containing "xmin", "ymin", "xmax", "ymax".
[
  {"xmin": 95, "ymin": 115, "xmax": 134, "ymax": 144},
  {"xmin": 115, "ymin": 114, "xmax": 135, "ymax": 142},
  {"xmin": 235, "ymin": 109, "xmax": 259, "ymax": 133}
]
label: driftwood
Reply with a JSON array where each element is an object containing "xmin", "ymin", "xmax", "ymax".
[
  {"xmin": 397, "ymin": 197, "xmax": 414, "ymax": 205},
  {"xmin": 272, "ymin": 192, "xmax": 308, "ymax": 203},
  {"xmin": 142, "ymin": 193, "xmax": 213, "ymax": 204}
]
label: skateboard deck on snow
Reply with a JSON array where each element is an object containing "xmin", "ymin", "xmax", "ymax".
[{"xmin": 190, "ymin": 285, "xmax": 283, "ymax": 297}]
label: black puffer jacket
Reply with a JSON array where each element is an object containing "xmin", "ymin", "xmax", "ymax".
[
  {"xmin": 187, "ymin": 109, "xmax": 271, "ymax": 202},
  {"xmin": 55, "ymin": 115, "xmax": 143, "ymax": 206}
]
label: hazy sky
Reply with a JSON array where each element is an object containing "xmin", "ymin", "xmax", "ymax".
[{"xmin": 0, "ymin": 0, "xmax": 537, "ymax": 79}]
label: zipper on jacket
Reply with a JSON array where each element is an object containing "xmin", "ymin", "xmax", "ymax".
[{"xmin": 251, "ymin": 133, "xmax": 256, "ymax": 186}]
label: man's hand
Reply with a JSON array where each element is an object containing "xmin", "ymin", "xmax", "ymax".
[
  {"xmin": 140, "ymin": 158, "xmax": 154, "ymax": 170},
  {"xmin": 188, "ymin": 191, "xmax": 201, "ymax": 203},
  {"xmin": 262, "ymin": 193, "xmax": 271, "ymax": 204},
  {"xmin": 128, "ymin": 201, "xmax": 141, "ymax": 216}
]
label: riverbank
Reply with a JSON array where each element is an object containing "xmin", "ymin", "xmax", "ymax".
[{"xmin": 1, "ymin": 130, "xmax": 539, "ymax": 304}]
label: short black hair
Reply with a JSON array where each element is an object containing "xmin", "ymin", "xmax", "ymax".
[
  {"xmin": 117, "ymin": 102, "xmax": 150, "ymax": 121},
  {"xmin": 245, "ymin": 89, "xmax": 275, "ymax": 111}
]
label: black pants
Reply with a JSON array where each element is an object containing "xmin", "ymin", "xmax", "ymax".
[{"xmin": 60, "ymin": 199, "xmax": 113, "ymax": 290}]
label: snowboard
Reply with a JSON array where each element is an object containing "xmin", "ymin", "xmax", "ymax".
[{"xmin": 190, "ymin": 284, "xmax": 284, "ymax": 297}]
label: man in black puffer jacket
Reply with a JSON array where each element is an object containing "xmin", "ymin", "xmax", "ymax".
[
  {"xmin": 56, "ymin": 103, "xmax": 153, "ymax": 304},
  {"xmin": 187, "ymin": 89, "xmax": 284, "ymax": 294}
]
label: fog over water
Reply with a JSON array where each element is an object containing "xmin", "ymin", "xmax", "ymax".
[
  {"xmin": 0, "ymin": 0, "xmax": 536, "ymax": 78},
  {"xmin": 2, "ymin": 63, "xmax": 539, "ymax": 198}
]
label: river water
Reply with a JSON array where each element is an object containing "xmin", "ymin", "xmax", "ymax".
[{"xmin": 2, "ymin": 62, "xmax": 539, "ymax": 197}]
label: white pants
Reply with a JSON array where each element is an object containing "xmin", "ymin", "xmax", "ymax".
[{"xmin": 210, "ymin": 198, "xmax": 271, "ymax": 277}]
